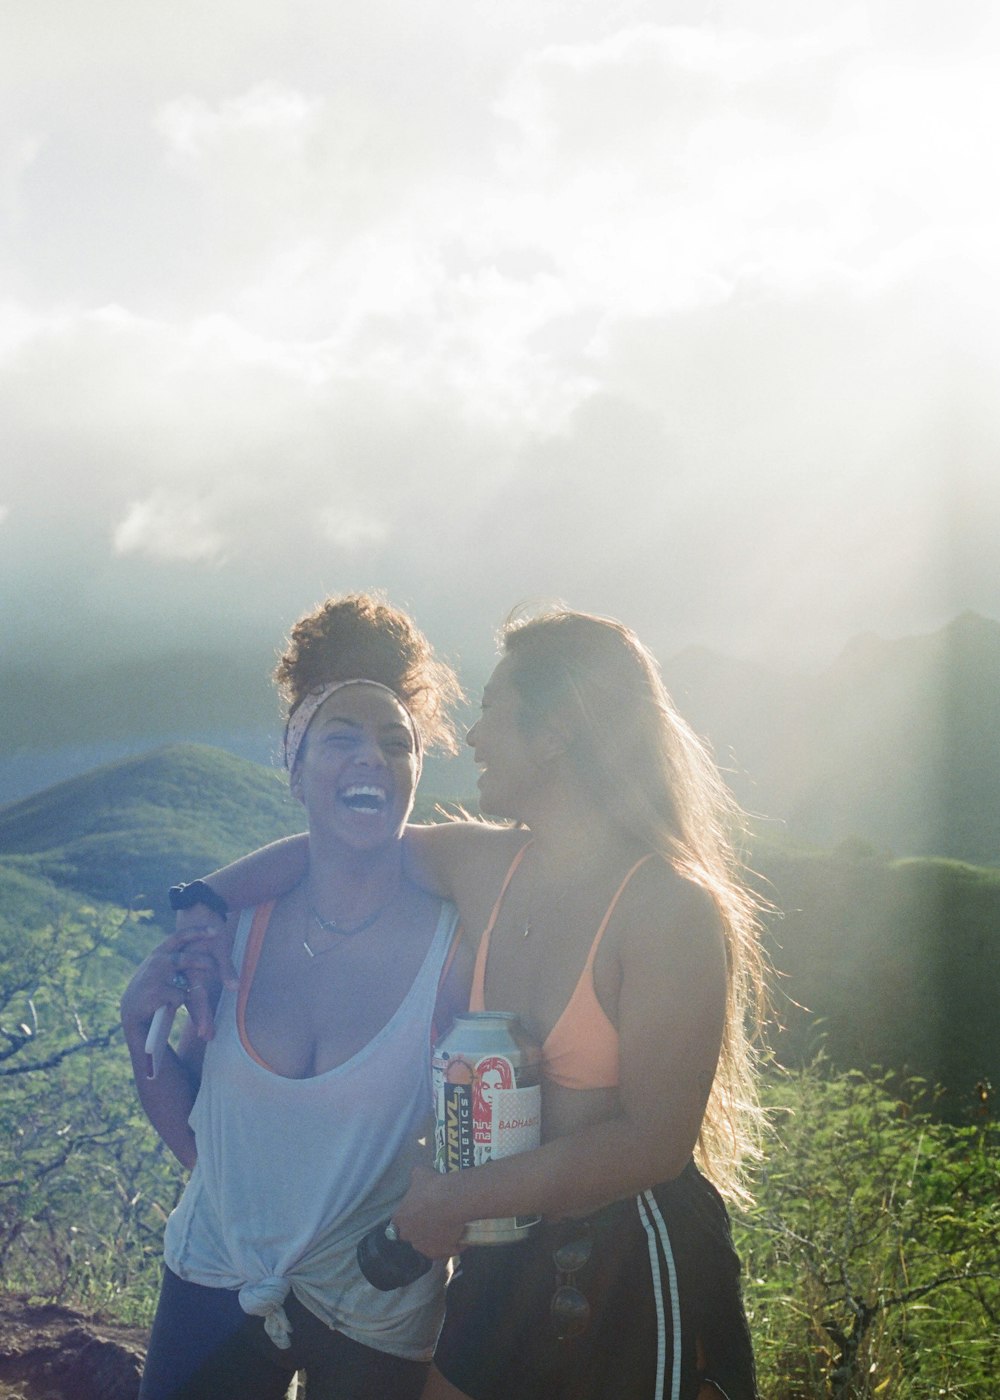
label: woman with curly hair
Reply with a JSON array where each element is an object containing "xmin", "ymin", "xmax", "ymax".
[
  {"xmin": 177, "ymin": 606, "xmax": 766, "ymax": 1400},
  {"xmin": 121, "ymin": 595, "xmax": 469, "ymax": 1400}
]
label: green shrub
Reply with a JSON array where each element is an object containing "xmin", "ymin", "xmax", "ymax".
[
  {"xmin": 0, "ymin": 903, "xmax": 181, "ymax": 1322},
  {"xmin": 737, "ymin": 1063, "xmax": 1000, "ymax": 1398}
]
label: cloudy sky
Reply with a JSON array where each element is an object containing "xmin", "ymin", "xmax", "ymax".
[{"xmin": 3, "ymin": 0, "xmax": 999, "ymax": 681}]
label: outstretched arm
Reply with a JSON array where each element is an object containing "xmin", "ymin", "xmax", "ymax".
[
  {"xmin": 199, "ymin": 833, "xmax": 310, "ymax": 910},
  {"xmin": 404, "ymin": 817, "xmax": 516, "ymax": 900},
  {"xmin": 187, "ymin": 817, "xmax": 510, "ymax": 912}
]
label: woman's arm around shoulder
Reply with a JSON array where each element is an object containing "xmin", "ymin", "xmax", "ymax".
[
  {"xmin": 404, "ymin": 819, "xmax": 528, "ymax": 906},
  {"xmin": 197, "ymin": 834, "xmax": 310, "ymax": 912}
]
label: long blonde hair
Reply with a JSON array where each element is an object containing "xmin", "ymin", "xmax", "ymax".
[{"xmin": 503, "ymin": 608, "xmax": 767, "ymax": 1201}]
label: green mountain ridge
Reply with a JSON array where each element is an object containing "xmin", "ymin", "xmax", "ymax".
[
  {"xmin": 0, "ymin": 744, "xmax": 307, "ymax": 917},
  {"xmin": 5, "ymin": 613, "xmax": 1000, "ymax": 862},
  {"xmin": 665, "ymin": 611, "xmax": 1000, "ymax": 864},
  {"xmin": 2, "ymin": 742, "xmax": 996, "ymax": 1104},
  {"xmin": 0, "ymin": 742, "xmax": 454, "ymax": 920},
  {"xmin": 755, "ymin": 842, "xmax": 1000, "ymax": 1109}
]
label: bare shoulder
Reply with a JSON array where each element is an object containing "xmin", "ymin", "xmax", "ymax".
[{"xmin": 614, "ymin": 857, "xmax": 725, "ymax": 967}]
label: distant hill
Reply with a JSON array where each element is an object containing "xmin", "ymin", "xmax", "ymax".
[
  {"xmin": 1, "ymin": 742, "xmax": 997, "ymax": 1104},
  {"xmin": 754, "ymin": 841, "xmax": 1000, "ymax": 1110},
  {"xmin": 664, "ymin": 612, "xmax": 1000, "ymax": 866},
  {"xmin": 0, "ymin": 743, "xmax": 457, "ymax": 927},
  {"xmin": 4, "ymin": 615, "xmax": 999, "ymax": 863},
  {"xmin": 0, "ymin": 651, "xmax": 278, "ymax": 754},
  {"xmin": 0, "ymin": 861, "xmax": 103, "ymax": 941},
  {"xmin": 0, "ymin": 744, "xmax": 309, "ymax": 922}
]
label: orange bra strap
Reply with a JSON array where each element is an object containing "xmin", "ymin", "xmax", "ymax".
[
  {"xmin": 470, "ymin": 842, "xmax": 532, "ymax": 1008},
  {"xmin": 236, "ymin": 902, "xmax": 278, "ymax": 1070},
  {"xmin": 583, "ymin": 854, "xmax": 655, "ymax": 969}
]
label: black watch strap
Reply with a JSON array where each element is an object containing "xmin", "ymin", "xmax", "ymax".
[{"xmin": 168, "ymin": 880, "xmax": 229, "ymax": 918}]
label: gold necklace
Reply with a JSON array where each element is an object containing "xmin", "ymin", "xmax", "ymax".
[
  {"xmin": 517, "ymin": 849, "xmax": 568, "ymax": 940},
  {"xmin": 302, "ymin": 885, "xmax": 399, "ymax": 957}
]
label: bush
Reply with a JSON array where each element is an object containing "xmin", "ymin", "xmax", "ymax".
[
  {"xmin": 737, "ymin": 1063, "xmax": 1000, "ymax": 1398},
  {"xmin": 0, "ymin": 904, "xmax": 183, "ymax": 1323}
]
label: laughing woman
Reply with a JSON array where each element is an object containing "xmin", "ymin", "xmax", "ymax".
[
  {"xmin": 120, "ymin": 596, "xmax": 469, "ymax": 1400},
  {"xmin": 184, "ymin": 607, "xmax": 766, "ymax": 1400}
]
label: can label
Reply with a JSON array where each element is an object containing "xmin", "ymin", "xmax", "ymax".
[
  {"xmin": 441, "ymin": 1078, "xmax": 474, "ymax": 1172},
  {"xmin": 436, "ymin": 1054, "xmax": 541, "ymax": 1171},
  {"xmin": 432, "ymin": 1014, "xmax": 542, "ymax": 1243}
]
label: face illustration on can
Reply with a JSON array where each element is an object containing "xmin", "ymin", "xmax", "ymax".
[{"xmin": 472, "ymin": 1055, "xmax": 514, "ymax": 1144}]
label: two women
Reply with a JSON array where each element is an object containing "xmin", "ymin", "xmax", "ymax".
[
  {"xmin": 197, "ymin": 604, "xmax": 765, "ymax": 1399},
  {"xmin": 121, "ymin": 596, "xmax": 469, "ymax": 1399}
]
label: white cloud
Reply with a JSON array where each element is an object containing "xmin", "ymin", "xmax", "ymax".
[
  {"xmin": 155, "ymin": 83, "xmax": 325, "ymax": 168},
  {"xmin": 2, "ymin": 2, "xmax": 1000, "ymax": 668},
  {"xmin": 0, "ymin": 131, "xmax": 45, "ymax": 223},
  {"xmin": 0, "ymin": 301, "xmax": 70, "ymax": 361},
  {"xmin": 316, "ymin": 508, "xmax": 391, "ymax": 551},
  {"xmin": 0, "ymin": 504, "xmax": 9, "ymax": 526},
  {"xmin": 481, "ymin": 15, "xmax": 1000, "ymax": 318},
  {"xmin": 112, "ymin": 493, "xmax": 228, "ymax": 563}
]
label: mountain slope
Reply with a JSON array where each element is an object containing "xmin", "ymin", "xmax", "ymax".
[
  {"xmin": 664, "ymin": 612, "xmax": 1000, "ymax": 864},
  {"xmin": 4, "ymin": 614, "xmax": 1000, "ymax": 863},
  {"xmin": 2, "ymin": 742, "xmax": 997, "ymax": 1100},
  {"xmin": 0, "ymin": 743, "xmax": 458, "ymax": 922},
  {"xmin": 755, "ymin": 842, "xmax": 1000, "ymax": 1108},
  {"xmin": 0, "ymin": 744, "xmax": 306, "ymax": 916}
]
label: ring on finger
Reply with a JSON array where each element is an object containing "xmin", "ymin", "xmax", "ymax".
[{"xmin": 171, "ymin": 971, "xmax": 190, "ymax": 992}]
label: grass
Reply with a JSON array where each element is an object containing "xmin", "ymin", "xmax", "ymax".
[{"xmin": 1, "ymin": 887, "xmax": 996, "ymax": 1395}]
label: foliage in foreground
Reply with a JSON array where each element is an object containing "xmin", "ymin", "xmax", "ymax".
[
  {"xmin": 0, "ymin": 903, "xmax": 181, "ymax": 1323},
  {"xmin": 1, "ymin": 903, "xmax": 998, "ymax": 1396},
  {"xmin": 737, "ymin": 1064, "xmax": 1000, "ymax": 1398}
]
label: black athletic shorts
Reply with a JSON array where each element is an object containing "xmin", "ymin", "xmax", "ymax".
[
  {"xmin": 139, "ymin": 1267, "xmax": 429, "ymax": 1400},
  {"xmin": 434, "ymin": 1164, "xmax": 759, "ymax": 1400}
]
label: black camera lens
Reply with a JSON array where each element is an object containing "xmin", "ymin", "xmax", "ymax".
[{"xmin": 357, "ymin": 1221, "xmax": 433, "ymax": 1291}]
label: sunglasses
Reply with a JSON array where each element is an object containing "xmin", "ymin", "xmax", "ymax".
[{"xmin": 550, "ymin": 1225, "xmax": 593, "ymax": 1341}]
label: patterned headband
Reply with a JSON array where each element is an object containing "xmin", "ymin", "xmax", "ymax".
[{"xmin": 283, "ymin": 679, "xmax": 423, "ymax": 773}]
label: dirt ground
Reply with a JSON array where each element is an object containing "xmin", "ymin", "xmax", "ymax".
[{"xmin": 0, "ymin": 1296, "xmax": 147, "ymax": 1400}]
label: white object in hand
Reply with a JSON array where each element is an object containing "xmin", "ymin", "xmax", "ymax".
[{"xmin": 145, "ymin": 1004, "xmax": 176, "ymax": 1079}]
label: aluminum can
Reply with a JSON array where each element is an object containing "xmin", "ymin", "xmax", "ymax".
[{"xmin": 432, "ymin": 1011, "xmax": 542, "ymax": 1244}]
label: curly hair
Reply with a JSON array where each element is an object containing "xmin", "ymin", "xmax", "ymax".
[
  {"xmin": 275, "ymin": 594, "xmax": 462, "ymax": 754},
  {"xmin": 502, "ymin": 608, "xmax": 768, "ymax": 1202}
]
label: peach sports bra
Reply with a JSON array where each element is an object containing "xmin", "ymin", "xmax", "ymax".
[{"xmin": 470, "ymin": 845, "xmax": 653, "ymax": 1091}]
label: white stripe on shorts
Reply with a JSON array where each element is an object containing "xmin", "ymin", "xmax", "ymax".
[{"xmin": 638, "ymin": 1189, "xmax": 682, "ymax": 1400}]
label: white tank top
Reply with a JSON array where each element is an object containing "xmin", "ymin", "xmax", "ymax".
[{"xmin": 164, "ymin": 899, "xmax": 459, "ymax": 1359}]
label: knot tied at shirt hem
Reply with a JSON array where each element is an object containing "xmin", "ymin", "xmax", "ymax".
[{"xmin": 239, "ymin": 1276, "xmax": 293, "ymax": 1348}]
